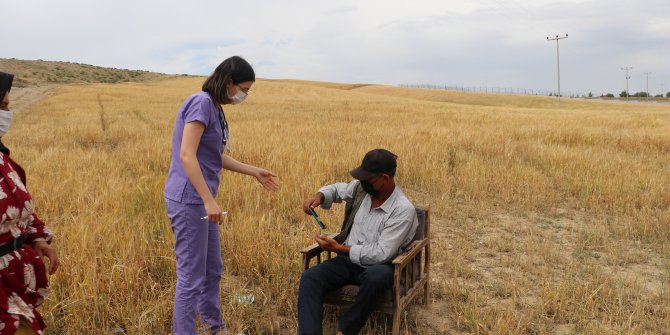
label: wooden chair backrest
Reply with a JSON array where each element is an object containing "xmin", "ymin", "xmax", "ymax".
[{"xmin": 412, "ymin": 207, "xmax": 429, "ymax": 241}]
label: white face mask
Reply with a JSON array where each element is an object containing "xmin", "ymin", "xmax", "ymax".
[
  {"xmin": 0, "ymin": 111, "xmax": 13, "ymax": 137},
  {"xmin": 228, "ymin": 87, "xmax": 248, "ymax": 105}
]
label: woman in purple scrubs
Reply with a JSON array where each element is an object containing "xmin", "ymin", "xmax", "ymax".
[{"xmin": 164, "ymin": 56, "xmax": 279, "ymax": 334}]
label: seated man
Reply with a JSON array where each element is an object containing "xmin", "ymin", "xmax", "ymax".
[{"xmin": 299, "ymin": 148, "xmax": 419, "ymax": 335}]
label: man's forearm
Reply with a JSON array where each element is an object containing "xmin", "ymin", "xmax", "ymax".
[
  {"xmin": 334, "ymin": 244, "xmax": 350, "ymax": 255},
  {"xmin": 317, "ymin": 181, "xmax": 355, "ymax": 209}
]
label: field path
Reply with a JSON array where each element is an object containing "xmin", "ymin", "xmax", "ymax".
[
  {"xmin": 97, "ymin": 93, "xmax": 107, "ymax": 131},
  {"xmin": 9, "ymin": 85, "xmax": 56, "ymax": 113}
]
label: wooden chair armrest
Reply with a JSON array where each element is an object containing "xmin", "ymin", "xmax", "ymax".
[
  {"xmin": 392, "ymin": 239, "xmax": 428, "ymax": 267},
  {"xmin": 300, "ymin": 243, "xmax": 323, "ymax": 258}
]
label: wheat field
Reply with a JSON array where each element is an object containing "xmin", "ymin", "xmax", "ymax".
[{"xmin": 6, "ymin": 77, "xmax": 670, "ymax": 334}]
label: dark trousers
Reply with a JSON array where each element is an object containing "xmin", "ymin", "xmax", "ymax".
[{"xmin": 298, "ymin": 255, "xmax": 394, "ymax": 335}]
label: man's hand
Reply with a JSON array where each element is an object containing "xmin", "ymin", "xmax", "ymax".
[
  {"xmin": 314, "ymin": 233, "xmax": 350, "ymax": 255},
  {"xmin": 303, "ymin": 192, "xmax": 324, "ymax": 214},
  {"xmin": 32, "ymin": 241, "xmax": 59, "ymax": 275},
  {"xmin": 314, "ymin": 233, "xmax": 338, "ymax": 252}
]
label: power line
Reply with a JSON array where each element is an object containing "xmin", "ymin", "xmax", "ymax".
[
  {"xmin": 643, "ymin": 72, "xmax": 651, "ymax": 100},
  {"xmin": 547, "ymin": 34, "xmax": 568, "ymax": 108},
  {"xmin": 484, "ymin": 0, "xmax": 592, "ymax": 59},
  {"xmin": 621, "ymin": 66, "xmax": 633, "ymax": 102}
]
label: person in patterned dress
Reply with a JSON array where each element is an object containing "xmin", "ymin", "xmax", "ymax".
[{"xmin": 0, "ymin": 72, "xmax": 59, "ymax": 335}]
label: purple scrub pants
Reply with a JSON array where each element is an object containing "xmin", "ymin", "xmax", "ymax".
[{"xmin": 166, "ymin": 199, "xmax": 224, "ymax": 334}]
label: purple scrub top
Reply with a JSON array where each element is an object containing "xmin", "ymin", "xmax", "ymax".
[{"xmin": 164, "ymin": 92, "xmax": 227, "ymax": 204}]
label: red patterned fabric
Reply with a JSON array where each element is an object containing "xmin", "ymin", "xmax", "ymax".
[{"xmin": 0, "ymin": 152, "xmax": 52, "ymax": 334}]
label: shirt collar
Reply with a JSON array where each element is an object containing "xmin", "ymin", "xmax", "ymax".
[{"xmin": 376, "ymin": 186, "xmax": 400, "ymax": 213}]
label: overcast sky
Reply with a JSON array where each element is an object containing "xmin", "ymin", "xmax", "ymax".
[{"xmin": 4, "ymin": 0, "xmax": 670, "ymax": 95}]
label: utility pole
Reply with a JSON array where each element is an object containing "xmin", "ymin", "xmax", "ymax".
[
  {"xmin": 547, "ymin": 34, "xmax": 568, "ymax": 108},
  {"xmin": 621, "ymin": 66, "xmax": 632, "ymax": 102},
  {"xmin": 644, "ymin": 72, "xmax": 651, "ymax": 100},
  {"xmin": 661, "ymin": 83, "xmax": 666, "ymax": 98}
]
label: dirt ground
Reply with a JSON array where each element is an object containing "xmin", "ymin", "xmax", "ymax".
[
  {"xmin": 8, "ymin": 85, "xmax": 56, "ymax": 113},
  {"xmin": 405, "ymin": 200, "xmax": 667, "ymax": 334}
]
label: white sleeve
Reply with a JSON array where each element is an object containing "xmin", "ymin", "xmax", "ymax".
[{"xmin": 317, "ymin": 180, "xmax": 360, "ymax": 210}]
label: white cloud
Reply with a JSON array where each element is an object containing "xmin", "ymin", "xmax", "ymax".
[{"xmin": 2, "ymin": 0, "xmax": 669, "ymax": 94}]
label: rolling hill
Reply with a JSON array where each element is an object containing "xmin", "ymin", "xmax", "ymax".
[{"xmin": 0, "ymin": 58, "xmax": 179, "ymax": 86}]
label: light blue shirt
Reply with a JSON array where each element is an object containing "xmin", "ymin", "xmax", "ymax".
[{"xmin": 318, "ymin": 180, "xmax": 418, "ymax": 267}]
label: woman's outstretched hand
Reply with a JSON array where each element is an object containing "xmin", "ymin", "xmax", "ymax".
[{"xmin": 255, "ymin": 169, "xmax": 280, "ymax": 191}]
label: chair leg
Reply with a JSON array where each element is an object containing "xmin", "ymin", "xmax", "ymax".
[
  {"xmin": 424, "ymin": 280, "xmax": 431, "ymax": 305},
  {"xmin": 392, "ymin": 308, "xmax": 401, "ymax": 335}
]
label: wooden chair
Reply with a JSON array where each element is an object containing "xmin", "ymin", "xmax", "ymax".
[{"xmin": 300, "ymin": 206, "xmax": 431, "ymax": 335}]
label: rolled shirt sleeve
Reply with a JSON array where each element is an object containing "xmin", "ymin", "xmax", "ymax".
[
  {"xmin": 348, "ymin": 205, "xmax": 418, "ymax": 267},
  {"xmin": 317, "ymin": 180, "xmax": 359, "ymax": 210}
]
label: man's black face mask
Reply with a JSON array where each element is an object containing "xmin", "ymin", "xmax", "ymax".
[{"xmin": 360, "ymin": 180, "xmax": 379, "ymax": 196}]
